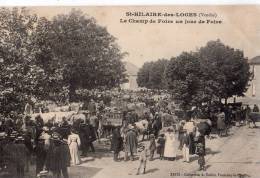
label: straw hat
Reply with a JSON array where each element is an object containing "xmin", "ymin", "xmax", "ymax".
[
  {"xmin": 51, "ymin": 132, "xmax": 61, "ymax": 140},
  {"xmin": 42, "ymin": 126, "xmax": 49, "ymax": 132},
  {"xmin": 15, "ymin": 136, "xmax": 25, "ymax": 141},
  {"xmin": 128, "ymin": 125, "xmax": 135, "ymax": 130}
]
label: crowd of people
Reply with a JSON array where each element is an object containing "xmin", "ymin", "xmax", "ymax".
[{"xmin": 0, "ymin": 89, "xmax": 259, "ymax": 178}]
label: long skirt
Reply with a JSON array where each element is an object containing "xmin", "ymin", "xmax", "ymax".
[
  {"xmin": 164, "ymin": 140, "xmax": 177, "ymax": 158},
  {"xmin": 69, "ymin": 142, "xmax": 81, "ymax": 165}
]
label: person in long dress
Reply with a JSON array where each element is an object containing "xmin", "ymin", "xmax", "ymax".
[
  {"xmin": 111, "ymin": 126, "xmax": 123, "ymax": 161},
  {"xmin": 164, "ymin": 128, "xmax": 177, "ymax": 161},
  {"xmin": 68, "ymin": 129, "xmax": 81, "ymax": 165}
]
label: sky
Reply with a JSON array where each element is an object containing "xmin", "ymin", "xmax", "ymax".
[{"xmin": 28, "ymin": 6, "xmax": 260, "ymax": 67}]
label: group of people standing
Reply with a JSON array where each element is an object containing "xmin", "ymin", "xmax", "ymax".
[
  {"xmin": 1, "ymin": 93, "xmax": 259, "ymax": 178},
  {"xmin": 0, "ymin": 111, "xmax": 99, "ymax": 178},
  {"xmin": 110, "ymin": 115, "xmax": 209, "ymax": 173}
]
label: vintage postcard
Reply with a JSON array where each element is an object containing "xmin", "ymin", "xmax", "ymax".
[{"xmin": 0, "ymin": 5, "xmax": 259, "ymax": 178}]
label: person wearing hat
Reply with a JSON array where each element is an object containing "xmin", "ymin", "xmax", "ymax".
[
  {"xmin": 125, "ymin": 110, "xmax": 133, "ymax": 125},
  {"xmin": 152, "ymin": 114, "xmax": 162, "ymax": 139},
  {"xmin": 79, "ymin": 120, "xmax": 87, "ymax": 156},
  {"xmin": 164, "ymin": 128, "xmax": 177, "ymax": 161},
  {"xmin": 136, "ymin": 145, "xmax": 149, "ymax": 175},
  {"xmin": 89, "ymin": 111, "xmax": 98, "ymax": 139},
  {"xmin": 148, "ymin": 134, "xmax": 156, "ymax": 161},
  {"xmin": 111, "ymin": 126, "xmax": 123, "ymax": 161},
  {"xmin": 157, "ymin": 134, "xmax": 165, "ymax": 160},
  {"xmin": 180, "ymin": 129, "xmax": 190, "ymax": 163},
  {"xmin": 21, "ymin": 130, "xmax": 33, "ymax": 172},
  {"xmin": 88, "ymin": 99, "xmax": 96, "ymax": 115},
  {"xmin": 40, "ymin": 127, "xmax": 51, "ymax": 148},
  {"xmin": 34, "ymin": 133, "xmax": 48, "ymax": 175},
  {"xmin": 195, "ymin": 134, "xmax": 206, "ymax": 171},
  {"xmin": 217, "ymin": 109, "xmax": 226, "ymax": 137},
  {"xmin": 79, "ymin": 119, "xmax": 96, "ymax": 156},
  {"xmin": 178, "ymin": 120, "xmax": 186, "ymax": 150},
  {"xmin": 183, "ymin": 119, "xmax": 196, "ymax": 155},
  {"xmin": 124, "ymin": 125, "xmax": 138, "ymax": 161},
  {"xmin": 68, "ymin": 128, "xmax": 81, "ymax": 165},
  {"xmin": 46, "ymin": 132, "xmax": 70, "ymax": 178},
  {"xmin": 4, "ymin": 116, "xmax": 14, "ymax": 135},
  {"xmin": 14, "ymin": 136, "xmax": 29, "ymax": 178}
]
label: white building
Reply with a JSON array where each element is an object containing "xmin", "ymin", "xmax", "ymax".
[{"xmin": 243, "ymin": 56, "xmax": 260, "ymax": 104}]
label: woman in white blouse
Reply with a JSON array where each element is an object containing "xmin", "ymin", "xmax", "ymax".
[
  {"xmin": 164, "ymin": 128, "xmax": 177, "ymax": 160},
  {"xmin": 68, "ymin": 128, "xmax": 81, "ymax": 165}
]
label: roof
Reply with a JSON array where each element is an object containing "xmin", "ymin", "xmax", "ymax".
[{"xmin": 250, "ymin": 56, "xmax": 260, "ymax": 65}]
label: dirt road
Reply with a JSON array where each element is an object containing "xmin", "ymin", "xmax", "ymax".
[{"xmin": 63, "ymin": 123, "xmax": 257, "ymax": 178}]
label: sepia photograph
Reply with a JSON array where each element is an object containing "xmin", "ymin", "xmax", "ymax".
[{"xmin": 0, "ymin": 5, "xmax": 259, "ymax": 178}]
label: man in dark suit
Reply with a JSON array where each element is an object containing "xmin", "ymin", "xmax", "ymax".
[{"xmin": 79, "ymin": 119, "xmax": 96, "ymax": 156}]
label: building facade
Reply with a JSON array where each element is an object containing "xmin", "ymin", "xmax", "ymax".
[{"xmin": 246, "ymin": 56, "xmax": 260, "ymax": 101}]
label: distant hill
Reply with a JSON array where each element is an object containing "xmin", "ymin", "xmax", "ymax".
[
  {"xmin": 250, "ymin": 56, "xmax": 260, "ymax": 65},
  {"xmin": 124, "ymin": 62, "xmax": 139, "ymax": 76}
]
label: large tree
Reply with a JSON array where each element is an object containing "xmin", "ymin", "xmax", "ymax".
[
  {"xmin": 165, "ymin": 52, "xmax": 202, "ymax": 111},
  {"xmin": 137, "ymin": 59, "xmax": 168, "ymax": 89},
  {"xmin": 34, "ymin": 9, "xmax": 128, "ymax": 101},
  {"xmin": 137, "ymin": 62, "xmax": 152, "ymax": 88},
  {"xmin": 0, "ymin": 8, "xmax": 46, "ymax": 114},
  {"xmin": 0, "ymin": 7, "xmax": 128, "ymax": 114},
  {"xmin": 199, "ymin": 40, "xmax": 252, "ymax": 103},
  {"xmin": 165, "ymin": 40, "xmax": 252, "ymax": 112}
]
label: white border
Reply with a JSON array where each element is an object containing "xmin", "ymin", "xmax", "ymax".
[{"xmin": 0, "ymin": 0, "xmax": 259, "ymax": 6}]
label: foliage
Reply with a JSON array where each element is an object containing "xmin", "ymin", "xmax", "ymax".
[
  {"xmin": 34, "ymin": 9, "xmax": 128, "ymax": 101},
  {"xmin": 0, "ymin": 8, "xmax": 128, "ymax": 114},
  {"xmin": 165, "ymin": 40, "xmax": 252, "ymax": 111},
  {"xmin": 137, "ymin": 59, "xmax": 168, "ymax": 89},
  {"xmin": 0, "ymin": 8, "xmax": 44, "ymax": 115},
  {"xmin": 199, "ymin": 40, "xmax": 252, "ymax": 101},
  {"xmin": 165, "ymin": 52, "xmax": 202, "ymax": 110}
]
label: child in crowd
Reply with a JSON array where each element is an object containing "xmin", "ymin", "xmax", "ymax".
[
  {"xmin": 137, "ymin": 145, "xmax": 149, "ymax": 175},
  {"xmin": 156, "ymin": 134, "xmax": 165, "ymax": 160},
  {"xmin": 148, "ymin": 134, "xmax": 156, "ymax": 161}
]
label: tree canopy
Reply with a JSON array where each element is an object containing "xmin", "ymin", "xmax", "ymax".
[
  {"xmin": 34, "ymin": 9, "xmax": 128, "ymax": 101},
  {"xmin": 0, "ymin": 8, "xmax": 44, "ymax": 114},
  {"xmin": 0, "ymin": 8, "xmax": 128, "ymax": 114},
  {"xmin": 137, "ymin": 59, "xmax": 168, "ymax": 89},
  {"xmin": 165, "ymin": 52, "xmax": 202, "ymax": 110},
  {"xmin": 199, "ymin": 40, "xmax": 251, "ymax": 102},
  {"xmin": 165, "ymin": 40, "xmax": 252, "ymax": 111}
]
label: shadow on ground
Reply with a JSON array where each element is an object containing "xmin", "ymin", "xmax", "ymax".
[
  {"xmin": 0, "ymin": 163, "xmax": 102, "ymax": 178},
  {"xmin": 206, "ymin": 148, "xmax": 221, "ymax": 155},
  {"xmin": 146, "ymin": 168, "xmax": 159, "ymax": 174},
  {"xmin": 69, "ymin": 166, "xmax": 102, "ymax": 178}
]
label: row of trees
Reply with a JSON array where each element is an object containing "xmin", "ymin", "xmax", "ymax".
[
  {"xmin": 137, "ymin": 40, "xmax": 252, "ymax": 111},
  {"xmin": 0, "ymin": 8, "xmax": 128, "ymax": 115},
  {"xmin": 136, "ymin": 59, "xmax": 168, "ymax": 89}
]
